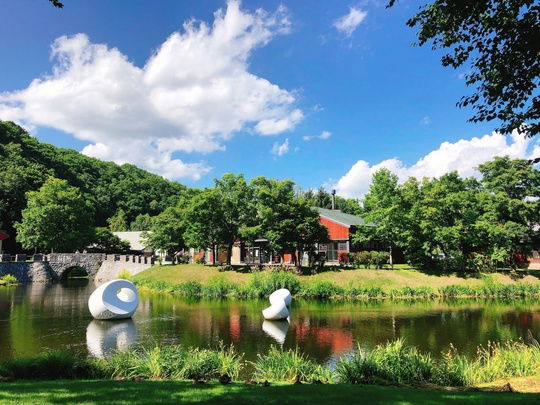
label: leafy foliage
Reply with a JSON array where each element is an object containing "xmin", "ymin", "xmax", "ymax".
[
  {"xmin": 0, "ymin": 121, "xmax": 188, "ymax": 251},
  {"xmin": 390, "ymin": 0, "xmax": 540, "ymax": 138},
  {"xmin": 90, "ymin": 227, "xmax": 130, "ymax": 253},
  {"xmin": 15, "ymin": 178, "xmax": 95, "ymax": 252}
]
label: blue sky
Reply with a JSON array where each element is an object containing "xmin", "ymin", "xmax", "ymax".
[{"xmin": 1, "ymin": 0, "xmax": 538, "ymax": 197}]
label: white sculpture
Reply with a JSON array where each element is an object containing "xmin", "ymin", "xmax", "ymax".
[
  {"xmin": 262, "ymin": 288, "xmax": 292, "ymax": 321},
  {"xmin": 269, "ymin": 288, "xmax": 292, "ymax": 307},
  {"xmin": 86, "ymin": 319, "xmax": 137, "ymax": 358},
  {"xmin": 88, "ymin": 279, "xmax": 139, "ymax": 320},
  {"xmin": 262, "ymin": 319, "xmax": 289, "ymax": 344}
]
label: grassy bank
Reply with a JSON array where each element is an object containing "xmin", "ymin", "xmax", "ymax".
[
  {"xmin": 132, "ymin": 264, "xmax": 540, "ymax": 300},
  {"xmin": 1, "ymin": 380, "xmax": 538, "ymax": 405},
  {"xmin": 2, "ymin": 340, "xmax": 539, "ymax": 389}
]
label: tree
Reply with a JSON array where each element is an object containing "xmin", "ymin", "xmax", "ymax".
[
  {"xmin": 355, "ymin": 169, "xmax": 406, "ymax": 268},
  {"xmin": 91, "ymin": 227, "xmax": 130, "ymax": 253},
  {"xmin": 248, "ymin": 177, "xmax": 328, "ymax": 266},
  {"xmin": 15, "ymin": 178, "xmax": 95, "ymax": 252},
  {"xmin": 130, "ymin": 213, "xmax": 154, "ymax": 231},
  {"xmin": 476, "ymin": 157, "xmax": 540, "ymax": 268},
  {"xmin": 107, "ymin": 209, "xmax": 129, "ymax": 232},
  {"xmin": 143, "ymin": 207, "xmax": 185, "ymax": 258},
  {"xmin": 184, "ymin": 190, "xmax": 226, "ymax": 266},
  {"xmin": 213, "ymin": 174, "xmax": 254, "ymax": 264},
  {"xmin": 390, "ymin": 0, "xmax": 540, "ymax": 138}
]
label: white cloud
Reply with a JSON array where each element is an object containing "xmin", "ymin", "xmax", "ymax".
[
  {"xmin": 0, "ymin": 0, "xmax": 301, "ymax": 180},
  {"xmin": 334, "ymin": 130, "xmax": 539, "ymax": 199},
  {"xmin": 334, "ymin": 7, "xmax": 367, "ymax": 37},
  {"xmin": 420, "ymin": 116, "xmax": 431, "ymax": 126},
  {"xmin": 271, "ymin": 138, "xmax": 290, "ymax": 156},
  {"xmin": 303, "ymin": 130, "xmax": 332, "ymax": 141}
]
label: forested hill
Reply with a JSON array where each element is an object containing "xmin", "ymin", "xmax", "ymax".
[{"xmin": 0, "ymin": 121, "xmax": 189, "ymax": 249}]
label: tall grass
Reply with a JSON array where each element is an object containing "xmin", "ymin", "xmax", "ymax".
[
  {"xmin": 252, "ymin": 346, "xmax": 334, "ymax": 383},
  {"xmin": 98, "ymin": 343, "xmax": 243, "ymax": 381},
  {"xmin": 135, "ymin": 272, "xmax": 540, "ymax": 301},
  {"xmin": 0, "ymin": 351, "xmax": 97, "ymax": 379},
  {"xmin": 2, "ymin": 340, "xmax": 540, "ymax": 386},
  {"xmin": 336, "ymin": 339, "xmax": 434, "ymax": 385}
]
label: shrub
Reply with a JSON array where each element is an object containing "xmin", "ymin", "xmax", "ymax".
[
  {"xmin": 371, "ymin": 251, "xmax": 389, "ymax": 269},
  {"xmin": 253, "ymin": 346, "xmax": 334, "ymax": 383},
  {"xmin": 338, "ymin": 252, "xmax": 349, "ymax": 266},
  {"xmin": 194, "ymin": 255, "xmax": 205, "ymax": 265},
  {"xmin": 300, "ymin": 280, "xmax": 344, "ymax": 299},
  {"xmin": 351, "ymin": 251, "xmax": 372, "ymax": 269},
  {"xmin": 176, "ymin": 254, "xmax": 191, "ymax": 264},
  {"xmin": 171, "ymin": 281, "xmax": 203, "ymax": 297},
  {"xmin": 247, "ymin": 271, "xmax": 301, "ymax": 298},
  {"xmin": 0, "ymin": 351, "xmax": 97, "ymax": 380},
  {"xmin": 202, "ymin": 276, "xmax": 237, "ymax": 298},
  {"xmin": 0, "ymin": 274, "xmax": 18, "ymax": 286}
]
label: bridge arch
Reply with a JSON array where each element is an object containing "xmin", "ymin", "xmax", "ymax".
[{"xmin": 48, "ymin": 253, "xmax": 103, "ymax": 281}]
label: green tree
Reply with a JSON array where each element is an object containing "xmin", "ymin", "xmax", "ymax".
[
  {"xmin": 355, "ymin": 169, "xmax": 406, "ymax": 268},
  {"xmin": 130, "ymin": 213, "xmax": 154, "ymax": 231},
  {"xmin": 15, "ymin": 178, "xmax": 95, "ymax": 252},
  {"xmin": 107, "ymin": 209, "xmax": 129, "ymax": 232},
  {"xmin": 143, "ymin": 207, "xmax": 185, "ymax": 258},
  {"xmin": 389, "ymin": 0, "xmax": 540, "ymax": 137},
  {"xmin": 91, "ymin": 227, "xmax": 130, "ymax": 253},
  {"xmin": 184, "ymin": 190, "xmax": 226, "ymax": 266},
  {"xmin": 248, "ymin": 177, "xmax": 328, "ymax": 266}
]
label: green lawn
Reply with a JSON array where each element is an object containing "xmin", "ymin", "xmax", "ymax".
[
  {"xmin": 1, "ymin": 380, "xmax": 538, "ymax": 405},
  {"xmin": 135, "ymin": 264, "xmax": 540, "ymax": 291}
]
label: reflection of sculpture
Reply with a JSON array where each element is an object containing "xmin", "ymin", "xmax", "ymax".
[
  {"xmin": 262, "ymin": 288, "xmax": 292, "ymax": 321},
  {"xmin": 88, "ymin": 279, "xmax": 139, "ymax": 320},
  {"xmin": 86, "ymin": 319, "xmax": 137, "ymax": 358},
  {"xmin": 262, "ymin": 319, "xmax": 289, "ymax": 344}
]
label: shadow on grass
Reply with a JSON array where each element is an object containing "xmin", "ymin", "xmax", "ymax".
[{"xmin": 0, "ymin": 380, "xmax": 538, "ymax": 405}]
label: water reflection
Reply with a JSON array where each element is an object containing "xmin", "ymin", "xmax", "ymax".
[
  {"xmin": 262, "ymin": 320, "xmax": 289, "ymax": 344},
  {"xmin": 1, "ymin": 283, "xmax": 540, "ymax": 367},
  {"xmin": 86, "ymin": 319, "xmax": 137, "ymax": 358}
]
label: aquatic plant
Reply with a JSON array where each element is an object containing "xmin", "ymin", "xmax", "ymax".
[
  {"xmin": 0, "ymin": 274, "xmax": 18, "ymax": 286},
  {"xmin": 253, "ymin": 346, "xmax": 334, "ymax": 383},
  {"xmin": 336, "ymin": 339, "xmax": 434, "ymax": 385}
]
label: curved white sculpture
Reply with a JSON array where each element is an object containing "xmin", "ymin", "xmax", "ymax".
[
  {"xmin": 263, "ymin": 288, "xmax": 292, "ymax": 321},
  {"xmin": 269, "ymin": 288, "xmax": 292, "ymax": 307},
  {"xmin": 86, "ymin": 319, "xmax": 137, "ymax": 358},
  {"xmin": 88, "ymin": 279, "xmax": 139, "ymax": 320},
  {"xmin": 262, "ymin": 319, "xmax": 289, "ymax": 344}
]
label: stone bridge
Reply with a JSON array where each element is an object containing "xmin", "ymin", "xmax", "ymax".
[{"xmin": 0, "ymin": 253, "xmax": 154, "ymax": 282}]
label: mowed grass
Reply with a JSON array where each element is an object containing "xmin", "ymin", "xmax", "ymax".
[
  {"xmin": 135, "ymin": 264, "xmax": 540, "ymax": 292},
  {"xmin": 1, "ymin": 380, "xmax": 539, "ymax": 405}
]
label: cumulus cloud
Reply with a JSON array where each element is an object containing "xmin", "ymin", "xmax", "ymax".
[
  {"xmin": 334, "ymin": 130, "xmax": 540, "ymax": 199},
  {"xmin": 271, "ymin": 138, "xmax": 290, "ymax": 156},
  {"xmin": 303, "ymin": 130, "xmax": 332, "ymax": 141},
  {"xmin": 420, "ymin": 116, "xmax": 431, "ymax": 126},
  {"xmin": 334, "ymin": 7, "xmax": 367, "ymax": 37},
  {"xmin": 0, "ymin": 0, "xmax": 301, "ymax": 180}
]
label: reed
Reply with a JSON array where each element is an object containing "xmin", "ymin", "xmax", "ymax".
[
  {"xmin": 252, "ymin": 346, "xmax": 334, "ymax": 383},
  {"xmin": 336, "ymin": 339, "xmax": 434, "ymax": 385}
]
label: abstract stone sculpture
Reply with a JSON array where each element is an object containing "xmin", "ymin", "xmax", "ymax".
[
  {"xmin": 88, "ymin": 279, "xmax": 139, "ymax": 320},
  {"xmin": 269, "ymin": 288, "xmax": 292, "ymax": 307},
  {"xmin": 262, "ymin": 288, "xmax": 292, "ymax": 321}
]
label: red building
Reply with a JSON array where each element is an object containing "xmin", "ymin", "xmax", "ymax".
[{"xmin": 314, "ymin": 207, "xmax": 375, "ymax": 263}]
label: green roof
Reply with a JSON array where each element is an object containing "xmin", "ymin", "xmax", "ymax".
[{"xmin": 313, "ymin": 207, "xmax": 370, "ymax": 227}]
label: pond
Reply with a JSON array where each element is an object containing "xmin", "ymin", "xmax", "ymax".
[{"xmin": 1, "ymin": 280, "xmax": 540, "ymax": 368}]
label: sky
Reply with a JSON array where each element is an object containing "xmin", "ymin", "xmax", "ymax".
[{"xmin": 1, "ymin": 0, "xmax": 539, "ymax": 198}]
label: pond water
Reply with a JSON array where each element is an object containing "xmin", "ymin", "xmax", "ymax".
[{"xmin": 1, "ymin": 280, "xmax": 540, "ymax": 368}]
